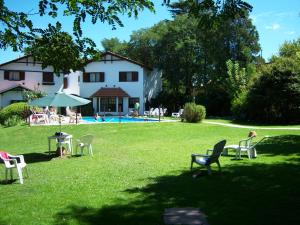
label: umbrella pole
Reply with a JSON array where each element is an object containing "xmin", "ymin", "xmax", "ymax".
[
  {"xmin": 59, "ymin": 116, "xmax": 62, "ymax": 133},
  {"xmin": 76, "ymin": 110, "xmax": 78, "ymax": 125}
]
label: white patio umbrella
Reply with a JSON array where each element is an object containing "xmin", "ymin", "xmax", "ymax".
[{"xmin": 28, "ymin": 91, "xmax": 91, "ymax": 129}]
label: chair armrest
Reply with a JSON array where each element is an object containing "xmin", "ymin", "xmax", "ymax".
[
  {"xmin": 9, "ymin": 155, "xmax": 25, "ymax": 164},
  {"xmin": 206, "ymin": 149, "xmax": 213, "ymax": 155},
  {"xmin": 3, "ymin": 158, "xmax": 18, "ymax": 165},
  {"xmin": 239, "ymin": 138, "xmax": 250, "ymax": 147}
]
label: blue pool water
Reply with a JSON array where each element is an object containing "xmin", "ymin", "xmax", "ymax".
[{"xmin": 82, "ymin": 116, "xmax": 159, "ymax": 123}]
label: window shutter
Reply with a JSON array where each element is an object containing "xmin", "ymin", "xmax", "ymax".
[
  {"xmin": 100, "ymin": 72, "xmax": 105, "ymax": 82},
  {"xmin": 132, "ymin": 72, "xmax": 138, "ymax": 81},
  {"xmin": 63, "ymin": 77, "xmax": 68, "ymax": 89},
  {"xmin": 19, "ymin": 71, "xmax": 25, "ymax": 80},
  {"xmin": 4, "ymin": 71, "xmax": 9, "ymax": 80},
  {"xmin": 119, "ymin": 72, "xmax": 126, "ymax": 82},
  {"xmin": 83, "ymin": 73, "xmax": 90, "ymax": 82}
]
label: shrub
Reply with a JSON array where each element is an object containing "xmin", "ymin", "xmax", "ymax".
[
  {"xmin": 244, "ymin": 67, "xmax": 300, "ymax": 124},
  {"xmin": 184, "ymin": 102, "xmax": 206, "ymax": 123},
  {"xmin": 3, "ymin": 115, "xmax": 22, "ymax": 127},
  {"xmin": 0, "ymin": 102, "xmax": 28, "ymax": 124}
]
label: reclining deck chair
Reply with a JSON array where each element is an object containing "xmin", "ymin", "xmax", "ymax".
[
  {"xmin": 0, "ymin": 151, "xmax": 29, "ymax": 184},
  {"xmin": 190, "ymin": 140, "xmax": 226, "ymax": 175},
  {"xmin": 223, "ymin": 136, "xmax": 256, "ymax": 159},
  {"xmin": 75, "ymin": 135, "xmax": 94, "ymax": 156}
]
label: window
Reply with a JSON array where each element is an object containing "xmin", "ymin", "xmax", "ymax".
[
  {"xmin": 83, "ymin": 72, "xmax": 105, "ymax": 82},
  {"xmin": 63, "ymin": 77, "xmax": 68, "ymax": 89},
  {"xmin": 100, "ymin": 97, "xmax": 116, "ymax": 112},
  {"xmin": 119, "ymin": 72, "xmax": 138, "ymax": 82},
  {"xmin": 4, "ymin": 71, "xmax": 25, "ymax": 81},
  {"xmin": 129, "ymin": 97, "xmax": 139, "ymax": 108},
  {"xmin": 42, "ymin": 72, "xmax": 54, "ymax": 85}
]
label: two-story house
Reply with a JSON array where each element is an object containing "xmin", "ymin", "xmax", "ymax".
[{"xmin": 0, "ymin": 52, "xmax": 162, "ymax": 115}]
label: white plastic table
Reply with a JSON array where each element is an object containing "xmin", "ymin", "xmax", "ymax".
[{"xmin": 48, "ymin": 134, "xmax": 73, "ymax": 157}]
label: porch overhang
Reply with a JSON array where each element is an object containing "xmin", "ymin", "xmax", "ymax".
[{"xmin": 90, "ymin": 87, "xmax": 130, "ymax": 98}]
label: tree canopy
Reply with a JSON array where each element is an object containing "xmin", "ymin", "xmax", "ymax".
[
  {"xmin": 0, "ymin": 0, "xmax": 155, "ymax": 52},
  {"xmin": 234, "ymin": 38, "xmax": 300, "ymax": 124}
]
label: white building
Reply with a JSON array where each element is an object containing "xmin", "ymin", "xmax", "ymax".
[{"xmin": 0, "ymin": 52, "xmax": 162, "ymax": 115}]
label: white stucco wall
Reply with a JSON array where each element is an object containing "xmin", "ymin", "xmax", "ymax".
[
  {"xmin": 63, "ymin": 71, "xmax": 80, "ymax": 96},
  {"xmin": 0, "ymin": 54, "xmax": 161, "ymax": 112},
  {"xmin": 0, "ymin": 57, "xmax": 62, "ymax": 95},
  {"xmin": 0, "ymin": 56, "xmax": 80, "ymax": 108},
  {"xmin": 80, "ymin": 57, "xmax": 146, "ymax": 114}
]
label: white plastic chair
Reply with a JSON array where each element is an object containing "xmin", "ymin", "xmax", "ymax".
[
  {"xmin": 223, "ymin": 136, "xmax": 256, "ymax": 159},
  {"xmin": 0, "ymin": 152, "xmax": 29, "ymax": 184},
  {"xmin": 151, "ymin": 108, "xmax": 159, "ymax": 116},
  {"xmin": 56, "ymin": 135, "xmax": 73, "ymax": 155},
  {"xmin": 75, "ymin": 135, "xmax": 94, "ymax": 156},
  {"xmin": 144, "ymin": 108, "xmax": 154, "ymax": 116},
  {"xmin": 66, "ymin": 107, "xmax": 82, "ymax": 123},
  {"xmin": 172, "ymin": 109, "xmax": 184, "ymax": 118}
]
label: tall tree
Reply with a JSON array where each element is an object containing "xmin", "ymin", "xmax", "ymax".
[
  {"xmin": 101, "ymin": 38, "xmax": 129, "ymax": 56},
  {"xmin": 25, "ymin": 22, "xmax": 97, "ymax": 74},
  {"xmin": 0, "ymin": 0, "xmax": 155, "ymax": 51}
]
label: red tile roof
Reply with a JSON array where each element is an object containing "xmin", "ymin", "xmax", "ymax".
[{"xmin": 90, "ymin": 87, "xmax": 130, "ymax": 98}]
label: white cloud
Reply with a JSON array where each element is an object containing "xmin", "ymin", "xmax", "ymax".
[
  {"xmin": 285, "ymin": 31, "xmax": 295, "ymax": 35},
  {"xmin": 265, "ymin": 23, "xmax": 280, "ymax": 30}
]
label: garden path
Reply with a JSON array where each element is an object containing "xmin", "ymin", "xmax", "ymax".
[{"xmin": 204, "ymin": 121, "xmax": 300, "ymax": 130}]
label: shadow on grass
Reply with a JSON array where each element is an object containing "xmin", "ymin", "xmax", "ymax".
[
  {"xmin": 21, "ymin": 152, "xmax": 54, "ymax": 163},
  {"xmin": 257, "ymin": 135, "xmax": 300, "ymax": 156},
  {"xmin": 55, "ymin": 160, "xmax": 300, "ymax": 225}
]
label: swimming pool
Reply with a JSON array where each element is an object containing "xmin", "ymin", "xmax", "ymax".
[{"xmin": 82, "ymin": 116, "xmax": 159, "ymax": 123}]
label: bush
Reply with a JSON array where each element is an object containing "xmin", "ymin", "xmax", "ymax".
[
  {"xmin": 3, "ymin": 115, "xmax": 22, "ymax": 127},
  {"xmin": 0, "ymin": 102, "xmax": 29, "ymax": 124},
  {"xmin": 184, "ymin": 102, "xmax": 206, "ymax": 123}
]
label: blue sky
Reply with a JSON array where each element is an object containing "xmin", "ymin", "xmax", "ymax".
[{"xmin": 0, "ymin": 0, "xmax": 299, "ymax": 64}]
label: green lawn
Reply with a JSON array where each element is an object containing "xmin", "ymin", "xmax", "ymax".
[{"xmin": 0, "ymin": 121, "xmax": 300, "ymax": 225}]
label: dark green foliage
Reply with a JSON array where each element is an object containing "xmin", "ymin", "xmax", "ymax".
[
  {"xmin": 25, "ymin": 23, "xmax": 97, "ymax": 74},
  {"xmin": 101, "ymin": 38, "xmax": 129, "ymax": 56},
  {"xmin": 3, "ymin": 115, "xmax": 23, "ymax": 127},
  {"xmin": 0, "ymin": 0, "xmax": 34, "ymax": 51},
  {"xmin": 80, "ymin": 102, "xmax": 94, "ymax": 116},
  {"xmin": 238, "ymin": 38, "xmax": 300, "ymax": 124},
  {"xmin": 112, "ymin": 0, "xmax": 260, "ymax": 116},
  {"xmin": 245, "ymin": 67, "xmax": 300, "ymax": 124},
  {"xmin": 0, "ymin": 102, "xmax": 28, "ymax": 124},
  {"xmin": 0, "ymin": 0, "xmax": 154, "ymax": 52},
  {"xmin": 184, "ymin": 102, "xmax": 206, "ymax": 123}
]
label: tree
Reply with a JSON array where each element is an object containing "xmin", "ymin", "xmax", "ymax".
[
  {"xmin": 101, "ymin": 38, "xmax": 129, "ymax": 56},
  {"xmin": 242, "ymin": 38, "xmax": 300, "ymax": 124},
  {"xmin": 25, "ymin": 22, "xmax": 97, "ymax": 74},
  {"xmin": 0, "ymin": 0, "xmax": 155, "ymax": 51}
]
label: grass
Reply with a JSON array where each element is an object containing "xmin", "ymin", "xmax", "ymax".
[{"xmin": 0, "ymin": 121, "xmax": 300, "ymax": 225}]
